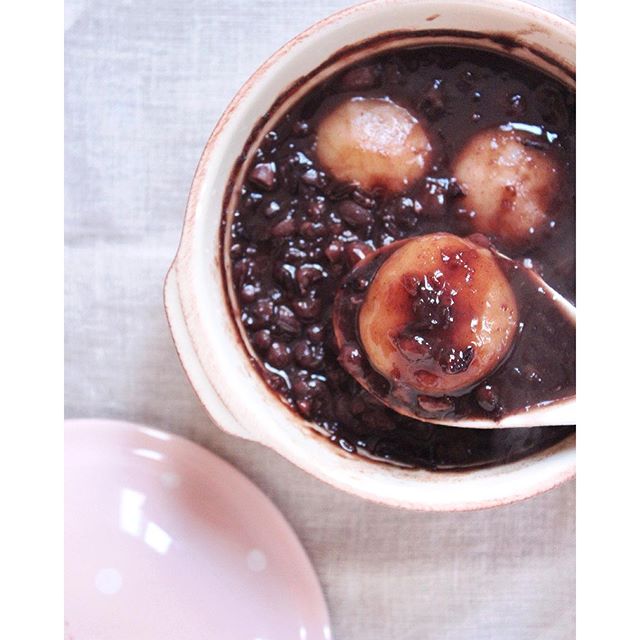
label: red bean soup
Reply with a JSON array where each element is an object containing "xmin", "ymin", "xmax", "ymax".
[{"xmin": 224, "ymin": 42, "xmax": 575, "ymax": 470}]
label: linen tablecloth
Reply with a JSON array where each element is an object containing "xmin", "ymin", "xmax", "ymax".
[{"xmin": 65, "ymin": 1, "xmax": 576, "ymax": 637}]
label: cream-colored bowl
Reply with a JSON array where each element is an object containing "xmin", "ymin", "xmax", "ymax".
[{"xmin": 164, "ymin": 0, "xmax": 576, "ymax": 511}]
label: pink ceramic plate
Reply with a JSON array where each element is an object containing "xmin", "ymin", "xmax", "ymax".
[{"xmin": 64, "ymin": 419, "xmax": 331, "ymax": 640}]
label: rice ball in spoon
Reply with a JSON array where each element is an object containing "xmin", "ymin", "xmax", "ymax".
[{"xmin": 358, "ymin": 233, "xmax": 519, "ymax": 397}]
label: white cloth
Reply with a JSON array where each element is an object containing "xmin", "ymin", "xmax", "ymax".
[{"xmin": 65, "ymin": 1, "xmax": 576, "ymax": 637}]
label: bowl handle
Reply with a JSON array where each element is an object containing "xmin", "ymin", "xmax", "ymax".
[{"xmin": 164, "ymin": 265, "xmax": 259, "ymax": 443}]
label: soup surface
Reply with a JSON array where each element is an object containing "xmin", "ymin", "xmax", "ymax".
[{"xmin": 227, "ymin": 44, "xmax": 575, "ymax": 470}]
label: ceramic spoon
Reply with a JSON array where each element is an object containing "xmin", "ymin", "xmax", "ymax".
[{"xmin": 332, "ymin": 232, "xmax": 575, "ymax": 429}]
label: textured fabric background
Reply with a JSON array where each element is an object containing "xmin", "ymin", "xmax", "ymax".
[{"xmin": 65, "ymin": 1, "xmax": 576, "ymax": 638}]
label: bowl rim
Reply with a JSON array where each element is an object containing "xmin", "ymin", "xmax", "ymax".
[{"xmin": 165, "ymin": 0, "xmax": 576, "ymax": 511}]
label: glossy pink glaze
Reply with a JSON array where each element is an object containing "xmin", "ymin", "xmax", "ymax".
[{"xmin": 64, "ymin": 419, "xmax": 331, "ymax": 640}]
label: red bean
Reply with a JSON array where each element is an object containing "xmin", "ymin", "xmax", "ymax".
[
  {"xmin": 275, "ymin": 304, "xmax": 302, "ymax": 335},
  {"xmin": 252, "ymin": 329, "xmax": 272, "ymax": 353},
  {"xmin": 324, "ymin": 240, "xmax": 343, "ymax": 264},
  {"xmin": 267, "ymin": 342, "xmax": 292, "ymax": 368},
  {"xmin": 248, "ymin": 162, "xmax": 278, "ymax": 191},
  {"xmin": 344, "ymin": 241, "xmax": 372, "ymax": 267},
  {"xmin": 339, "ymin": 200, "xmax": 373, "ymax": 228}
]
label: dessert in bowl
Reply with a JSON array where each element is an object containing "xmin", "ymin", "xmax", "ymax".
[{"xmin": 165, "ymin": 0, "xmax": 576, "ymax": 510}]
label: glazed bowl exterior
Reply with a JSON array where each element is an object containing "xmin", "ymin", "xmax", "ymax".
[{"xmin": 164, "ymin": 0, "xmax": 576, "ymax": 511}]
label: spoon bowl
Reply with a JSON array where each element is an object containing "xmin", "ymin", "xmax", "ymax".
[{"xmin": 333, "ymin": 234, "xmax": 575, "ymax": 429}]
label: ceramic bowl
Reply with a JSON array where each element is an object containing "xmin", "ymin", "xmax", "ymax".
[
  {"xmin": 65, "ymin": 420, "xmax": 331, "ymax": 639},
  {"xmin": 164, "ymin": 0, "xmax": 576, "ymax": 511}
]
